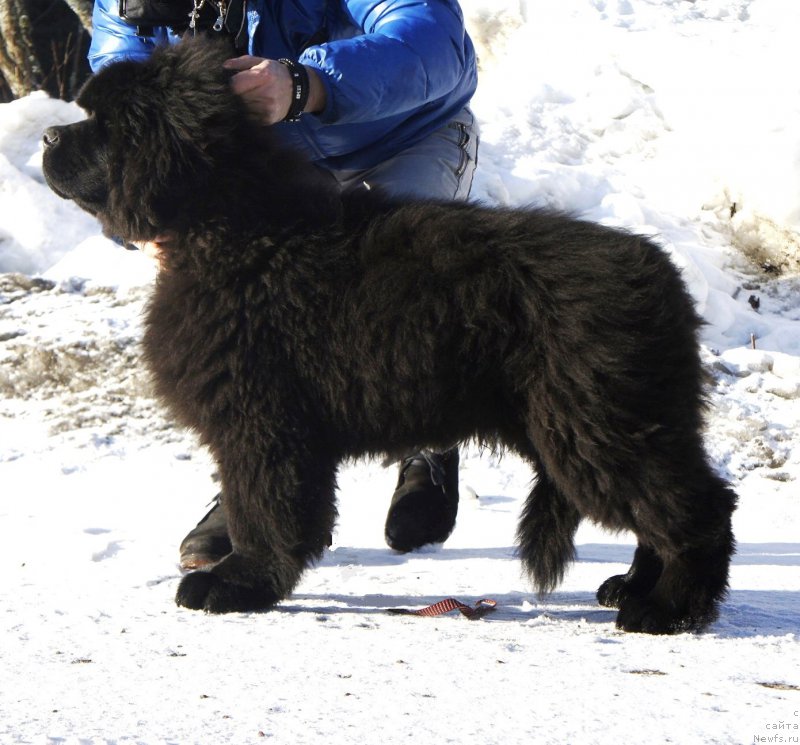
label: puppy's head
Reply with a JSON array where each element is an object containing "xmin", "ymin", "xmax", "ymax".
[{"xmin": 42, "ymin": 38, "xmax": 242, "ymax": 242}]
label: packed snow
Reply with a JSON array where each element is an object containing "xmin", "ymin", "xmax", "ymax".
[{"xmin": 1, "ymin": 1, "xmax": 799, "ymax": 743}]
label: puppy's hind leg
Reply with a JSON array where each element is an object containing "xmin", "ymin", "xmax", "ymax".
[
  {"xmin": 614, "ymin": 465, "xmax": 737, "ymax": 634},
  {"xmin": 176, "ymin": 441, "xmax": 338, "ymax": 614},
  {"xmin": 517, "ymin": 470, "xmax": 582, "ymax": 595}
]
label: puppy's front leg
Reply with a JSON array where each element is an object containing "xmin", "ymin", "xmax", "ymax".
[{"xmin": 176, "ymin": 443, "xmax": 338, "ymax": 613}]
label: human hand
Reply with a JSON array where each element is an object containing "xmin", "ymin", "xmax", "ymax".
[{"xmin": 223, "ymin": 56, "xmax": 326, "ymax": 125}]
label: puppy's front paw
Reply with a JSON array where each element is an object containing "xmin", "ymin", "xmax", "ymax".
[
  {"xmin": 176, "ymin": 572, "xmax": 220, "ymax": 611},
  {"xmin": 176, "ymin": 569, "xmax": 279, "ymax": 613}
]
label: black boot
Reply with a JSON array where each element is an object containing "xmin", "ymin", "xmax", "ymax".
[
  {"xmin": 179, "ymin": 493, "xmax": 335, "ymax": 570},
  {"xmin": 179, "ymin": 494, "xmax": 232, "ymax": 571},
  {"xmin": 384, "ymin": 448, "xmax": 460, "ymax": 552}
]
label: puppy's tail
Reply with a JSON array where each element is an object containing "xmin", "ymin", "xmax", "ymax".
[{"xmin": 516, "ymin": 476, "xmax": 581, "ymax": 595}]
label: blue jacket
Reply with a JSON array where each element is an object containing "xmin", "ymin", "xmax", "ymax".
[{"xmin": 89, "ymin": 0, "xmax": 477, "ymax": 170}]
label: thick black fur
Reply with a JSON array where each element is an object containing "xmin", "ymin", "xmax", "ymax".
[{"xmin": 42, "ymin": 38, "xmax": 737, "ymax": 633}]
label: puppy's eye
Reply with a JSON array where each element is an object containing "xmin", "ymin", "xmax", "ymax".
[{"xmin": 89, "ymin": 112, "xmax": 110, "ymax": 138}]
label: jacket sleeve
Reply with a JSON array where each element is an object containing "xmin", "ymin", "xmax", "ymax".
[
  {"xmin": 88, "ymin": 0, "xmax": 175, "ymax": 72},
  {"xmin": 300, "ymin": 0, "xmax": 474, "ymax": 125}
]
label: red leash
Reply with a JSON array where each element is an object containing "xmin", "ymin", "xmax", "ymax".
[{"xmin": 388, "ymin": 597, "xmax": 497, "ymax": 620}]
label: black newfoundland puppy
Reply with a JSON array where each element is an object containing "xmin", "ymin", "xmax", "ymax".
[{"xmin": 42, "ymin": 39, "xmax": 736, "ymax": 633}]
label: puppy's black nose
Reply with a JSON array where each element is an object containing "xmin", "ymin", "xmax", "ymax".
[{"xmin": 42, "ymin": 126, "xmax": 62, "ymax": 149}]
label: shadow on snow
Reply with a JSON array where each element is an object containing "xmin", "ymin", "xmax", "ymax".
[{"xmin": 281, "ymin": 542, "xmax": 800, "ymax": 638}]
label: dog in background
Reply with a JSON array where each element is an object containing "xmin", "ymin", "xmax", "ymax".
[{"xmin": 42, "ymin": 38, "xmax": 736, "ymax": 633}]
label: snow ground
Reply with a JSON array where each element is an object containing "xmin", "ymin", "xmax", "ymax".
[{"xmin": 0, "ymin": 1, "xmax": 798, "ymax": 743}]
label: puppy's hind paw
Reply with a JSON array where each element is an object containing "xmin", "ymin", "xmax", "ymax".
[
  {"xmin": 615, "ymin": 595, "xmax": 716, "ymax": 635},
  {"xmin": 596, "ymin": 574, "xmax": 630, "ymax": 609}
]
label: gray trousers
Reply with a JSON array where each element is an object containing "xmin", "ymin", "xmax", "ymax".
[{"xmin": 320, "ymin": 107, "xmax": 479, "ymax": 202}]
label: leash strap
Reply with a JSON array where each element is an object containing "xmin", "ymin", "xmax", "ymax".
[{"xmin": 388, "ymin": 597, "xmax": 497, "ymax": 620}]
